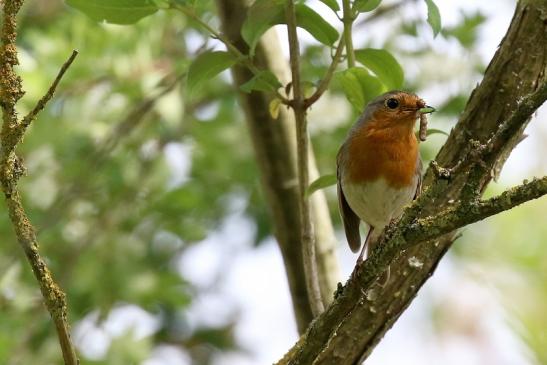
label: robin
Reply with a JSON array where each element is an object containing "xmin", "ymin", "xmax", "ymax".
[{"xmin": 337, "ymin": 90, "xmax": 435, "ymax": 281}]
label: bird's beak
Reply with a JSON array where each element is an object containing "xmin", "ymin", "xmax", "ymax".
[{"xmin": 418, "ymin": 105, "xmax": 436, "ymax": 114}]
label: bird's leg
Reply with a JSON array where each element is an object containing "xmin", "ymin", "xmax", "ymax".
[
  {"xmin": 364, "ymin": 226, "xmax": 390, "ymax": 287},
  {"xmin": 356, "ymin": 227, "xmax": 375, "ymax": 265}
]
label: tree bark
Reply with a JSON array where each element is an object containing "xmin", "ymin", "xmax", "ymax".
[
  {"xmin": 215, "ymin": 0, "xmax": 340, "ymax": 333},
  {"xmin": 277, "ymin": 0, "xmax": 547, "ymax": 363}
]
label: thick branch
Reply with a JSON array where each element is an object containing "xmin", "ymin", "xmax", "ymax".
[
  {"xmin": 408, "ymin": 176, "xmax": 547, "ymax": 243},
  {"xmin": 487, "ymin": 81, "xmax": 547, "ymax": 157},
  {"xmin": 278, "ymin": 0, "xmax": 547, "ymax": 363},
  {"xmin": 4, "ymin": 192, "xmax": 79, "ymax": 364},
  {"xmin": 0, "ymin": 1, "xmax": 79, "ymax": 364}
]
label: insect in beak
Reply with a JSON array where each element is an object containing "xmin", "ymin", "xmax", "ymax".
[{"xmin": 418, "ymin": 106, "xmax": 435, "ymax": 142}]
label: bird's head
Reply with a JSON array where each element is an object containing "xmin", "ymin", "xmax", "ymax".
[{"xmin": 360, "ymin": 90, "xmax": 435, "ymax": 128}]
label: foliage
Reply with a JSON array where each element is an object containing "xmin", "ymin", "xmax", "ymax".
[
  {"xmin": 0, "ymin": 0, "xmax": 545, "ymax": 364},
  {"xmin": 424, "ymin": 0, "xmax": 442, "ymax": 36}
]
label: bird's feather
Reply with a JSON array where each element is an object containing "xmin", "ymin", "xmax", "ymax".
[
  {"xmin": 413, "ymin": 157, "xmax": 423, "ymax": 199},
  {"xmin": 337, "ymin": 181, "xmax": 361, "ymax": 253},
  {"xmin": 337, "ymin": 151, "xmax": 361, "ymax": 253}
]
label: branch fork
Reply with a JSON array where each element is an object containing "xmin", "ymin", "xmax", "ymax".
[{"xmin": 0, "ymin": 1, "xmax": 79, "ymax": 363}]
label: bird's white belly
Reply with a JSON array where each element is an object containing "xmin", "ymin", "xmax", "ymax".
[{"xmin": 341, "ymin": 177, "xmax": 416, "ymax": 229}]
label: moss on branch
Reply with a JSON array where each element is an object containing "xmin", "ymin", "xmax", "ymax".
[
  {"xmin": 277, "ymin": 1, "xmax": 547, "ymax": 363},
  {"xmin": 0, "ymin": 1, "xmax": 79, "ymax": 364}
]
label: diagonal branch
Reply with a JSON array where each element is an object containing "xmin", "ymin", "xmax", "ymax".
[
  {"xmin": 277, "ymin": 1, "xmax": 547, "ymax": 363},
  {"xmin": 487, "ymin": 81, "xmax": 547, "ymax": 157},
  {"xmin": 21, "ymin": 50, "xmax": 78, "ymax": 128},
  {"xmin": 407, "ymin": 176, "xmax": 547, "ymax": 244},
  {"xmin": 304, "ymin": 37, "xmax": 345, "ymax": 108}
]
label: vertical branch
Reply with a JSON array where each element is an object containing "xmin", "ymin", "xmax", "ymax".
[
  {"xmin": 215, "ymin": 0, "xmax": 344, "ymax": 331},
  {"xmin": 285, "ymin": 0, "xmax": 325, "ymax": 316},
  {"xmin": 0, "ymin": 1, "xmax": 79, "ymax": 364},
  {"xmin": 342, "ymin": 0, "xmax": 355, "ymax": 68}
]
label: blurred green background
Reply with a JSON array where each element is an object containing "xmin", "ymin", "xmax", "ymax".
[{"xmin": 0, "ymin": 0, "xmax": 545, "ymax": 364}]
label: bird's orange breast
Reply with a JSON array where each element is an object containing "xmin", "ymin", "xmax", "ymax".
[{"xmin": 345, "ymin": 117, "xmax": 418, "ymax": 189}]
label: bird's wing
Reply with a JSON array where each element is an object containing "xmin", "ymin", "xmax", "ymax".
[
  {"xmin": 337, "ymin": 149, "xmax": 361, "ymax": 253},
  {"xmin": 413, "ymin": 157, "xmax": 423, "ymax": 200}
]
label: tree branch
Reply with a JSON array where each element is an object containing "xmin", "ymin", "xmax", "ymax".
[
  {"xmin": 0, "ymin": 1, "xmax": 79, "ymax": 364},
  {"xmin": 286, "ymin": 0, "xmax": 325, "ymax": 317},
  {"xmin": 215, "ymin": 0, "xmax": 341, "ymax": 333},
  {"xmin": 277, "ymin": 0, "xmax": 547, "ymax": 363},
  {"xmin": 407, "ymin": 176, "xmax": 547, "ymax": 243},
  {"xmin": 21, "ymin": 50, "xmax": 78, "ymax": 128},
  {"xmin": 304, "ymin": 37, "xmax": 345, "ymax": 108}
]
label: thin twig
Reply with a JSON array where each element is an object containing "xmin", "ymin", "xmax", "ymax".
[
  {"xmin": 285, "ymin": 0, "xmax": 325, "ymax": 316},
  {"xmin": 304, "ymin": 37, "xmax": 345, "ymax": 108},
  {"xmin": 22, "ymin": 50, "xmax": 78, "ymax": 127},
  {"xmin": 0, "ymin": 1, "xmax": 79, "ymax": 364}
]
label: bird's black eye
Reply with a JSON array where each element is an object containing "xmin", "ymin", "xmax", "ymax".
[{"xmin": 385, "ymin": 98, "xmax": 399, "ymax": 109}]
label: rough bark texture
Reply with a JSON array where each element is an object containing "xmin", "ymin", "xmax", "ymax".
[
  {"xmin": 277, "ymin": 0, "xmax": 547, "ymax": 363},
  {"xmin": 215, "ymin": 0, "xmax": 340, "ymax": 333},
  {"xmin": 0, "ymin": 1, "xmax": 79, "ymax": 364}
]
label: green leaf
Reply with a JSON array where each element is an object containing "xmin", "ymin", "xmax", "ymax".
[
  {"xmin": 442, "ymin": 12, "xmax": 486, "ymax": 47},
  {"xmin": 355, "ymin": 48, "xmax": 404, "ymax": 90},
  {"xmin": 269, "ymin": 98, "xmax": 282, "ymax": 119},
  {"xmin": 241, "ymin": 1, "xmax": 339, "ymax": 54},
  {"xmin": 425, "ymin": 128, "xmax": 448, "ymax": 136},
  {"xmin": 415, "ymin": 128, "xmax": 448, "ymax": 140},
  {"xmin": 319, "ymin": 0, "xmax": 340, "ymax": 12},
  {"xmin": 240, "ymin": 71, "xmax": 283, "ymax": 93},
  {"xmin": 306, "ymin": 174, "xmax": 337, "ymax": 197},
  {"xmin": 302, "ymin": 81, "xmax": 316, "ymax": 98},
  {"xmin": 187, "ymin": 51, "xmax": 237, "ymax": 93},
  {"xmin": 335, "ymin": 67, "xmax": 385, "ymax": 111},
  {"xmin": 295, "ymin": 4, "xmax": 339, "ymax": 46},
  {"xmin": 424, "ymin": 0, "xmax": 442, "ymax": 37},
  {"xmin": 65, "ymin": 0, "xmax": 159, "ymax": 24},
  {"xmin": 351, "ymin": 68, "xmax": 385, "ymax": 106},
  {"xmin": 241, "ymin": 0, "xmax": 286, "ymax": 54},
  {"xmin": 354, "ymin": 0, "xmax": 382, "ymax": 13},
  {"xmin": 335, "ymin": 70, "xmax": 364, "ymax": 111}
]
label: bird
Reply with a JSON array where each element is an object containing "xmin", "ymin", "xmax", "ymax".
[{"xmin": 337, "ymin": 90, "xmax": 435, "ymax": 281}]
